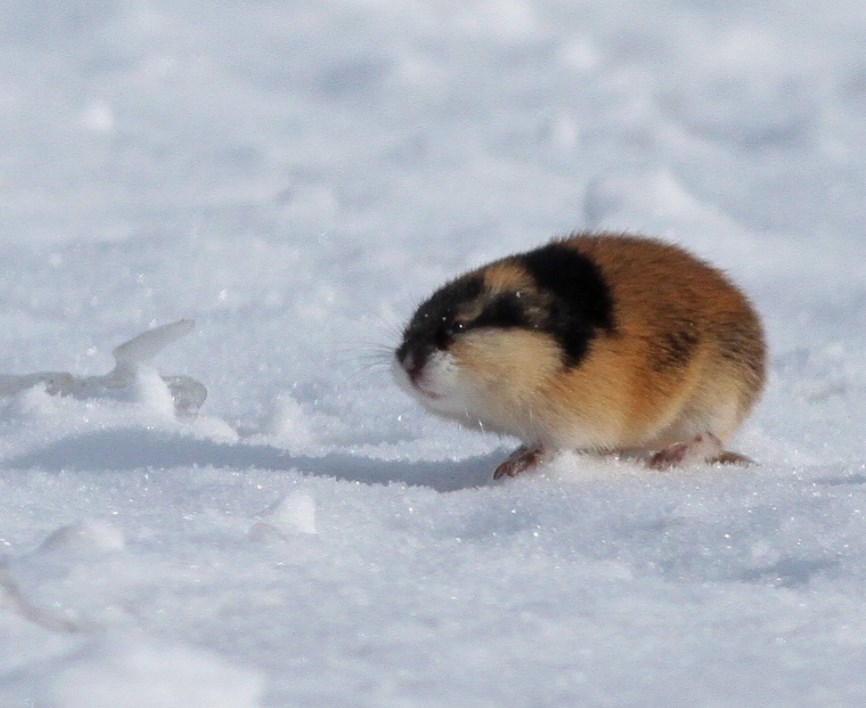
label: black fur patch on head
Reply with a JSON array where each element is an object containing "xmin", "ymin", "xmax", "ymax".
[
  {"xmin": 397, "ymin": 275, "xmax": 484, "ymax": 365},
  {"xmin": 519, "ymin": 243, "xmax": 615, "ymax": 365},
  {"xmin": 472, "ymin": 293, "xmax": 528, "ymax": 330},
  {"xmin": 652, "ymin": 328, "xmax": 699, "ymax": 371}
]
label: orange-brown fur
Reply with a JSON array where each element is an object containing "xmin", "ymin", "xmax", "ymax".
[
  {"xmin": 395, "ymin": 232, "xmax": 766, "ymax": 473},
  {"xmin": 555, "ymin": 234, "xmax": 764, "ymax": 450},
  {"xmin": 454, "ymin": 233, "xmax": 765, "ymax": 454}
]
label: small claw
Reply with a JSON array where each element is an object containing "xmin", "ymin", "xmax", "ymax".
[
  {"xmin": 713, "ymin": 450, "xmax": 755, "ymax": 466},
  {"xmin": 649, "ymin": 441, "xmax": 693, "ymax": 470},
  {"xmin": 493, "ymin": 445, "xmax": 543, "ymax": 480}
]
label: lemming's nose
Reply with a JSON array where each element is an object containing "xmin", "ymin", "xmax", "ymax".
[
  {"xmin": 396, "ymin": 345, "xmax": 426, "ymax": 384},
  {"xmin": 407, "ymin": 358, "xmax": 425, "ymax": 384}
]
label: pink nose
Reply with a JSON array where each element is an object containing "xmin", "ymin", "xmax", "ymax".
[{"xmin": 403, "ymin": 355, "xmax": 423, "ymax": 385}]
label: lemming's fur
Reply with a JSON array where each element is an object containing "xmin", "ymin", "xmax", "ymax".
[{"xmin": 394, "ymin": 233, "xmax": 766, "ymax": 478}]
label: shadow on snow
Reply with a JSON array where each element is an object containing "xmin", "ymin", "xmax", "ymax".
[{"xmin": 4, "ymin": 428, "xmax": 500, "ymax": 493}]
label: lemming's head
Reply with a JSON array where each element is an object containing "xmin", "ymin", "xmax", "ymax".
[{"xmin": 393, "ymin": 243, "xmax": 615, "ymax": 422}]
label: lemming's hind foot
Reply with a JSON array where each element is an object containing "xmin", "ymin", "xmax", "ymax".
[
  {"xmin": 493, "ymin": 445, "xmax": 544, "ymax": 480},
  {"xmin": 649, "ymin": 433, "xmax": 754, "ymax": 470}
]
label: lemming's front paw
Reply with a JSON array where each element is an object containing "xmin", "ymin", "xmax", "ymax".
[{"xmin": 493, "ymin": 445, "xmax": 544, "ymax": 480}]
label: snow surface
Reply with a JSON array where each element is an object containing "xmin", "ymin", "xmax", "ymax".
[{"xmin": 1, "ymin": 0, "xmax": 866, "ymax": 705}]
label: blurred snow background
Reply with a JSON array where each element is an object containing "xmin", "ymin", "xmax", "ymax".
[{"xmin": 1, "ymin": 1, "xmax": 865, "ymax": 705}]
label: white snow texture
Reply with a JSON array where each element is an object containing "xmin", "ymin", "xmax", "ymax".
[{"xmin": 1, "ymin": 1, "xmax": 866, "ymax": 706}]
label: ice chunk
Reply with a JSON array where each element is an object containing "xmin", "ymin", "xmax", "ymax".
[
  {"xmin": 111, "ymin": 319, "xmax": 196, "ymax": 378},
  {"xmin": 0, "ymin": 320, "xmax": 206, "ymax": 420}
]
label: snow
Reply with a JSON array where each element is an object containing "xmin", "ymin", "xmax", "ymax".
[{"xmin": 1, "ymin": 0, "xmax": 865, "ymax": 705}]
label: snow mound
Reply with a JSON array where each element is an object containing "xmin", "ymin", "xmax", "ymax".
[
  {"xmin": 37, "ymin": 520, "xmax": 125, "ymax": 554},
  {"xmin": 257, "ymin": 490, "xmax": 318, "ymax": 536},
  {"xmin": 21, "ymin": 634, "xmax": 264, "ymax": 708}
]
